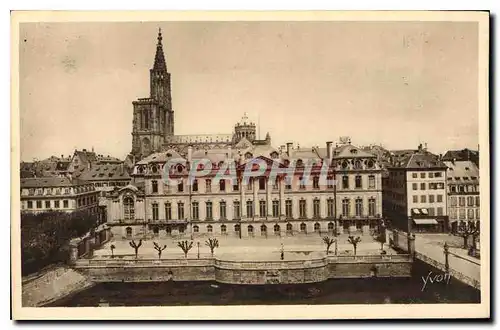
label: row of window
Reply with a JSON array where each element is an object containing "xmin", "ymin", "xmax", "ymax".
[
  {"xmin": 411, "ymin": 182, "xmax": 446, "ymax": 191},
  {"xmin": 411, "ymin": 172, "xmax": 443, "ymax": 179},
  {"xmin": 77, "ymin": 195, "xmax": 98, "ymax": 207},
  {"xmin": 411, "ymin": 194, "xmax": 444, "ymax": 203},
  {"xmin": 24, "ymin": 185, "xmax": 94, "ymax": 196},
  {"xmin": 93, "ymin": 181, "xmax": 128, "ymax": 187},
  {"xmin": 25, "ymin": 199, "xmax": 70, "ymax": 209},
  {"xmin": 449, "ymin": 208, "xmax": 480, "ymax": 220},
  {"xmin": 141, "ymin": 198, "xmax": 378, "ymax": 221},
  {"xmin": 417, "ymin": 207, "xmax": 445, "ymax": 216},
  {"xmin": 450, "ymin": 196, "xmax": 480, "ymax": 207},
  {"xmin": 449, "ymin": 184, "xmax": 479, "ymax": 193},
  {"xmin": 151, "ymin": 175, "xmax": 378, "ymax": 194}
]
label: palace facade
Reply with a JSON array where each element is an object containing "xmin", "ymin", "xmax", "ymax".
[{"xmin": 104, "ymin": 30, "xmax": 383, "ymax": 239}]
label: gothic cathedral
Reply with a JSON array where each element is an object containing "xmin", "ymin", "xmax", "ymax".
[{"xmin": 131, "ymin": 29, "xmax": 174, "ymax": 160}]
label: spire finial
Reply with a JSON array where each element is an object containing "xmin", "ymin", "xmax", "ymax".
[{"xmin": 158, "ymin": 27, "xmax": 162, "ymax": 44}]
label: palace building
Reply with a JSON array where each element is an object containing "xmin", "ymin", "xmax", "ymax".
[{"xmin": 105, "ymin": 30, "xmax": 383, "ymax": 239}]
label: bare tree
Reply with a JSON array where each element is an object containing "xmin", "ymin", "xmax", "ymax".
[
  {"xmin": 153, "ymin": 242, "xmax": 167, "ymax": 259},
  {"xmin": 205, "ymin": 238, "xmax": 219, "ymax": 257},
  {"xmin": 177, "ymin": 240, "xmax": 194, "ymax": 258},
  {"xmin": 347, "ymin": 236, "xmax": 362, "ymax": 255},
  {"xmin": 457, "ymin": 220, "xmax": 479, "ymax": 249},
  {"xmin": 129, "ymin": 239, "xmax": 142, "ymax": 259},
  {"xmin": 322, "ymin": 236, "xmax": 336, "ymax": 255}
]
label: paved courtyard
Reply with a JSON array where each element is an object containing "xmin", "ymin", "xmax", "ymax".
[{"xmin": 94, "ymin": 234, "xmax": 396, "ymax": 261}]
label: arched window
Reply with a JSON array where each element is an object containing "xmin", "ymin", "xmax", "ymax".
[
  {"xmin": 207, "ymin": 225, "xmax": 213, "ymax": 233},
  {"xmin": 286, "ymin": 223, "xmax": 293, "ymax": 232},
  {"xmin": 234, "ymin": 224, "xmax": 240, "ymax": 232},
  {"xmin": 193, "ymin": 225, "xmax": 199, "ymax": 233},
  {"xmin": 274, "ymin": 224, "xmax": 280, "ymax": 235},
  {"xmin": 328, "ymin": 222, "xmax": 334, "ymax": 232},
  {"xmin": 221, "ymin": 225, "xmax": 227, "ymax": 234},
  {"xmin": 248, "ymin": 225, "xmax": 254, "ymax": 235},
  {"xmin": 123, "ymin": 197, "xmax": 135, "ymax": 220},
  {"xmin": 300, "ymin": 222, "xmax": 307, "ymax": 233},
  {"xmin": 314, "ymin": 222, "xmax": 320, "ymax": 232},
  {"xmin": 153, "ymin": 226, "xmax": 159, "ymax": 236},
  {"xmin": 126, "ymin": 226, "xmax": 132, "ymax": 238},
  {"xmin": 219, "ymin": 179, "xmax": 226, "ymax": 192},
  {"xmin": 261, "ymin": 224, "xmax": 267, "ymax": 236}
]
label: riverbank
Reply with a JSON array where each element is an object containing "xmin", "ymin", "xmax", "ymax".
[
  {"xmin": 49, "ymin": 259, "xmax": 480, "ymax": 307},
  {"xmin": 22, "ymin": 265, "xmax": 95, "ymax": 307}
]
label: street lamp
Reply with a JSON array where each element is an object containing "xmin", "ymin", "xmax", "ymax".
[{"xmin": 197, "ymin": 241, "xmax": 200, "ymax": 259}]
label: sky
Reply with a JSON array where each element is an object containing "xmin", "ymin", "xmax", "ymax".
[{"xmin": 19, "ymin": 21, "xmax": 479, "ymax": 161}]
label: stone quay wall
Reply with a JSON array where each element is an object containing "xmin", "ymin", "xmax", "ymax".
[{"xmin": 74, "ymin": 254, "xmax": 412, "ymax": 285}]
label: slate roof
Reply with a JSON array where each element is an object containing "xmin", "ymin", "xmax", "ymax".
[
  {"xmin": 389, "ymin": 151, "xmax": 447, "ymax": 169},
  {"xmin": 78, "ymin": 164, "xmax": 131, "ymax": 182},
  {"xmin": 20, "ymin": 177, "xmax": 87, "ymax": 188},
  {"xmin": 136, "ymin": 150, "xmax": 184, "ymax": 165},
  {"xmin": 332, "ymin": 144, "xmax": 375, "ymax": 159},
  {"xmin": 444, "ymin": 160, "xmax": 479, "ymax": 183}
]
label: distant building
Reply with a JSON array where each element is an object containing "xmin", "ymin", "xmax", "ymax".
[
  {"xmin": 442, "ymin": 148, "xmax": 479, "ymax": 168},
  {"xmin": 20, "ymin": 155, "xmax": 72, "ymax": 178},
  {"xmin": 443, "ymin": 160, "xmax": 480, "ymax": 232},
  {"xmin": 383, "ymin": 144, "xmax": 449, "ymax": 233},
  {"xmin": 20, "ymin": 177, "xmax": 100, "ymax": 215}
]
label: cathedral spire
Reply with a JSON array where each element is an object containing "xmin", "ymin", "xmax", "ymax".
[{"xmin": 153, "ymin": 28, "xmax": 167, "ymax": 71}]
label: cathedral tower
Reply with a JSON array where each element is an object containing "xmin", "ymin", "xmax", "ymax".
[{"xmin": 131, "ymin": 29, "xmax": 175, "ymax": 159}]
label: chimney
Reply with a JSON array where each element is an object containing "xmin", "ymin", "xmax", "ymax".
[
  {"xmin": 286, "ymin": 142, "xmax": 293, "ymax": 156},
  {"xmin": 83, "ymin": 148, "xmax": 87, "ymax": 152},
  {"xmin": 418, "ymin": 144, "xmax": 422, "ymax": 152},
  {"xmin": 439, "ymin": 154, "xmax": 443, "ymax": 161},
  {"xmin": 424, "ymin": 143, "xmax": 428, "ymax": 151},
  {"xmin": 187, "ymin": 146, "xmax": 193, "ymax": 163},
  {"xmin": 326, "ymin": 141, "xmax": 333, "ymax": 160}
]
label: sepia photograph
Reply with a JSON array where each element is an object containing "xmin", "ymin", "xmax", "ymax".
[{"xmin": 11, "ymin": 10, "xmax": 490, "ymax": 320}]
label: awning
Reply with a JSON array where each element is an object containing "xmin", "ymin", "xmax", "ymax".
[
  {"xmin": 420, "ymin": 208, "xmax": 429, "ymax": 215},
  {"xmin": 412, "ymin": 208, "xmax": 421, "ymax": 215},
  {"xmin": 413, "ymin": 218, "xmax": 438, "ymax": 225}
]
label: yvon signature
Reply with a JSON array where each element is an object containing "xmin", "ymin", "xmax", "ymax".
[{"xmin": 421, "ymin": 271, "xmax": 451, "ymax": 291}]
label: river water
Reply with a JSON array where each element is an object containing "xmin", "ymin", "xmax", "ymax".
[{"xmin": 49, "ymin": 260, "xmax": 480, "ymax": 306}]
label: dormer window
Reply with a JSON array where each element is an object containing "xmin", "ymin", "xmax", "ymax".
[
  {"xmin": 151, "ymin": 165, "xmax": 158, "ymax": 174},
  {"xmin": 245, "ymin": 152, "xmax": 253, "ymax": 159},
  {"xmin": 296, "ymin": 159, "xmax": 303, "ymax": 167},
  {"xmin": 341, "ymin": 161, "xmax": 349, "ymax": 169},
  {"xmin": 354, "ymin": 160, "xmax": 362, "ymax": 169},
  {"xmin": 350, "ymin": 149, "xmax": 358, "ymax": 154},
  {"xmin": 367, "ymin": 160, "xmax": 374, "ymax": 169},
  {"xmin": 176, "ymin": 164, "xmax": 183, "ymax": 173}
]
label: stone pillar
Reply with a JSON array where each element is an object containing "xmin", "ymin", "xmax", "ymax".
[
  {"xmin": 253, "ymin": 178, "xmax": 258, "ymax": 219},
  {"xmin": 279, "ymin": 177, "xmax": 285, "ymax": 218},
  {"xmin": 266, "ymin": 179, "xmax": 272, "ymax": 218},
  {"xmin": 240, "ymin": 178, "xmax": 246, "ymax": 218},
  {"xmin": 69, "ymin": 239, "xmax": 79, "ymax": 264},
  {"xmin": 408, "ymin": 233, "xmax": 415, "ymax": 258}
]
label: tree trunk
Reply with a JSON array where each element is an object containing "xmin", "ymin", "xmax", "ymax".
[
  {"xmin": 463, "ymin": 236, "xmax": 468, "ymax": 249},
  {"xmin": 354, "ymin": 246, "xmax": 357, "ymax": 256}
]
